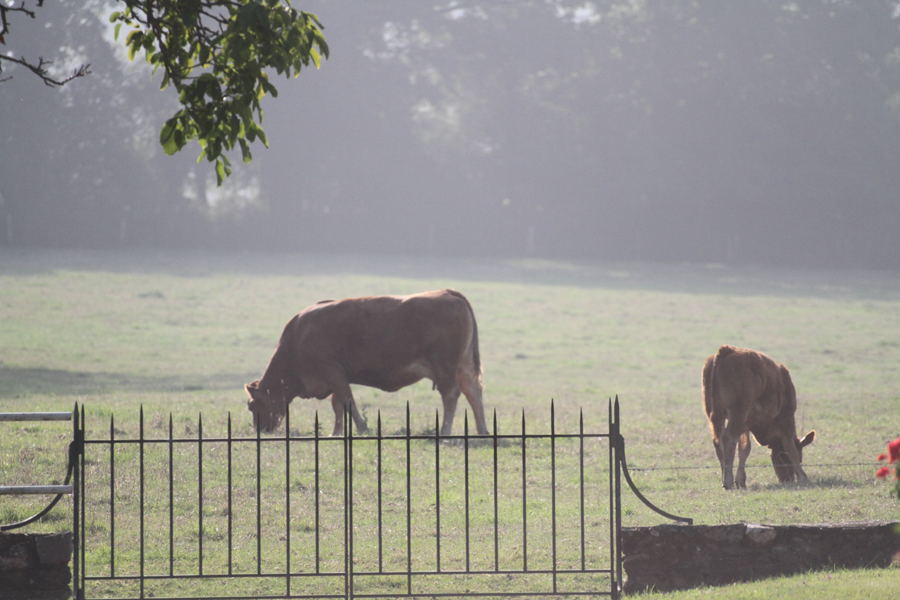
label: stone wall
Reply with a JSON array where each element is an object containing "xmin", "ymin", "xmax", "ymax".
[
  {"xmin": 0, "ymin": 532, "xmax": 72, "ymax": 600},
  {"xmin": 621, "ymin": 521, "xmax": 900, "ymax": 595}
]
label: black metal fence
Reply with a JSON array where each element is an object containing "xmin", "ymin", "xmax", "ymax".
[{"xmin": 71, "ymin": 399, "xmax": 688, "ymax": 600}]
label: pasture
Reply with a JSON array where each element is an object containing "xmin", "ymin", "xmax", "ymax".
[{"xmin": 1, "ymin": 249, "xmax": 899, "ymax": 596}]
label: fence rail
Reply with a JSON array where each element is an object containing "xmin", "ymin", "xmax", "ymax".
[
  {"xmin": 0, "ymin": 485, "xmax": 74, "ymax": 495},
  {"xmin": 0, "ymin": 411, "xmax": 73, "ymax": 422}
]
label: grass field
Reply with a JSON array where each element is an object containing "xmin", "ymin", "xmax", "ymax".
[{"xmin": 1, "ymin": 249, "xmax": 899, "ymax": 597}]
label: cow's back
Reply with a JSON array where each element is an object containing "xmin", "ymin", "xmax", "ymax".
[
  {"xmin": 706, "ymin": 345, "xmax": 796, "ymax": 437},
  {"xmin": 284, "ymin": 289, "xmax": 477, "ymax": 390},
  {"xmin": 707, "ymin": 346, "xmax": 768, "ymax": 418}
]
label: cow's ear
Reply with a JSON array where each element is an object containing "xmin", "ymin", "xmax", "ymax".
[
  {"xmin": 799, "ymin": 431, "xmax": 815, "ymax": 447},
  {"xmin": 245, "ymin": 381, "xmax": 259, "ymax": 395}
]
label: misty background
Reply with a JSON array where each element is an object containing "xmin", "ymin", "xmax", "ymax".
[{"xmin": 2, "ymin": 0, "xmax": 899, "ymax": 269}]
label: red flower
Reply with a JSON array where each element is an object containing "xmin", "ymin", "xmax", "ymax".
[
  {"xmin": 876, "ymin": 466, "xmax": 891, "ymax": 479},
  {"xmin": 889, "ymin": 437, "xmax": 900, "ymax": 463},
  {"xmin": 878, "ymin": 453, "xmax": 888, "ymax": 462}
]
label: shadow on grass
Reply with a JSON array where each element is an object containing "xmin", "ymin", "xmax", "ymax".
[
  {"xmin": 0, "ymin": 366, "xmax": 251, "ymax": 398},
  {"xmin": 4, "ymin": 248, "xmax": 900, "ymax": 301},
  {"xmin": 758, "ymin": 476, "xmax": 859, "ymax": 492}
]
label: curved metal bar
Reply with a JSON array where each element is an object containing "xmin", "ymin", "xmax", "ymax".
[
  {"xmin": 0, "ymin": 439, "xmax": 79, "ymax": 531},
  {"xmin": 617, "ymin": 434, "xmax": 693, "ymax": 525}
]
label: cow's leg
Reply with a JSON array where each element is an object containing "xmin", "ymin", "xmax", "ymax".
[
  {"xmin": 457, "ymin": 365, "xmax": 488, "ymax": 435},
  {"xmin": 712, "ymin": 439, "xmax": 724, "ymax": 472},
  {"xmin": 329, "ymin": 394, "xmax": 345, "ymax": 437},
  {"xmin": 438, "ymin": 385, "xmax": 461, "ymax": 437},
  {"xmin": 709, "ymin": 410, "xmax": 732, "ymax": 489},
  {"xmin": 329, "ymin": 381, "xmax": 368, "ymax": 436},
  {"xmin": 735, "ymin": 432, "xmax": 752, "ymax": 489}
]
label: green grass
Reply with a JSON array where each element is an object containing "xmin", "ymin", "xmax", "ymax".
[
  {"xmin": 637, "ymin": 567, "xmax": 900, "ymax": 600},
  {"xmin": 1, "ymin": 249, "xmax": 900, "ymax": 598}
]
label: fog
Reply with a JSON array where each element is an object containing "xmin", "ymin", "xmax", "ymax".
[{"xmin": 2, "ymin": 1, "xmax": 899, "ymax": 269}]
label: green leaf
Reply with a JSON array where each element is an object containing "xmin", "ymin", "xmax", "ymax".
[
  {"xmin": 215, "ymin": 158, "xmax": 229, "ymax": 186},
  {"xmin": 160, "ymin": 119, "xmax": 180, "ymax": 156},
  {"xmin": 127, "ymin": 42, "xmax": 138, "ymax": 62},
  {"xmin": 239, "ymin": 139, "xmax": 252, "ymax": 164}
]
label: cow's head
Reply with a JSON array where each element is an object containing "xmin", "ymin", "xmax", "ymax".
[
  {"xmin": 769, "ymin": 431, "xmax": 816, "ymax": 482},
  {"xmin": 245, "ymin": 380, "xmax": 287, "ymax": 433}
]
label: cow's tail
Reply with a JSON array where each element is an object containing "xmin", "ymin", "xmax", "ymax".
[
  {"xmin": 447, "ymin": 289, "xmax": 482, "ymax": 382},
  {"xmin": 705, "ymin": 345, "xmax": 736, "ymax": 442},
  {"xmin": 703, "ymin": 348, "xmax": 726, "ymax": 443},
  {"xmin": 471, "ymin": 307, "xmax": 482, "ymax": 382}
]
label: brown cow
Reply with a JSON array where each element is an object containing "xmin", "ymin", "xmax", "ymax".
[
  {"xmin": 245, "ymin": 289, "xmax": 488, "ymax": 437},
  {"xmin": 702, "ymin": 345, "xmax": 815, "ymax": 489}
]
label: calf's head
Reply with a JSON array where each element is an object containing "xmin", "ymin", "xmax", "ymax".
[
  {"xmin": 245, "ymin": 380, "xmax": 287, "ymax": 433},
  {"xmin": 768, "ymin": 431, "xmax": 816, "ymax": 482}
]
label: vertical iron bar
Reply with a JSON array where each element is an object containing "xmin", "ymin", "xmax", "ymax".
[
  {"xmin": 434, "ymin": 410, "xmax": 441, "ymax": 573},
  {"xmin": 81, "ymin": 406, "xmax": 87, "ymax": 599},
  {"xmin": 406, "ymin": 402, "xmax": 412, "ymax": 596},
  {"xmin": 109, "ymin": 414, "xmax": 115, "ymax": 578},
  {"xmin": 613, "ymin": 398, "xmax": 622, "ymax": 600},
  {"xmin": 579, "ymin": 409, "xmax": 585, "ymax": 572},
  {"xmin": 285, "ymin": 405, "xmax": 291, "ymax": 597},
  {"xmin": 346, "ymin": 403, "xmax": 353, "ymax": 600},
  {"xmin": 551, "ymin": 401, "xmax": 557, "ymax": 594},
  {"xmin": 315, "ymin": 412, "xmax": 320, "ymax": 574},
  {"xmin": 608, "ymin": 399, "xmax": 615, "ymax": 598},
  {"xmin": 492, "ymin": 410, "xmax": 498, "ymax": 572},
  {"xmin": 521, "ymin": 410, "xmax": 527, "ymax": 572},
  {"xmin": 464, "ymin": 411, "xmax": 470, "ymax": 573},
  {"xmin": 227, "ymin": 413, "xmax": 233, "ymax": 576},
  {"xmin": 198, "ymin": 413, "xmax": 203, "ymax": 576},
  {"xmin": 72, "ymin": 404, "xmax": 81, "ymax": 600},
  {"xmin": 256, "ymin": 414, "xmax": 262, "ymax": 575},
  {"xmin": 377, "ymin": 412, "xmax": 383, "ymax": 573},
  {"xmin": 169, "ymin": 414, "xmax": 174, "ymax": 576},
  {"xmin": 140, "ymin": 406, "xmax": 145, "ymax": 599}
]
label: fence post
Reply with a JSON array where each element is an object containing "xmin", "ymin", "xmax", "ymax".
[
  {"xmin": 611, "ymin": 398, "xmax": 622, "ymax": 600},
  {"xmin": 74, "ymin": 403, "xmax": 84, "ymax": 600}
]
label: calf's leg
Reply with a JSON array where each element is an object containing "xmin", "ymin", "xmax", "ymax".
[
  {"xmin": 719, "ymin": 423, "xmax": 743, "ymax": 490},
  {"xmin": 734, "ymin": 432, "xmax": 752, "ymax": 489},
  {"xmin": 780, "ymin": 435, "xmax": 809, "ymax": 484}
]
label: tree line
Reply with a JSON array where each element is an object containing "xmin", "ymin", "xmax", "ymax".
[{"xmin": 2, "ymin": 1, "xmax": 899, "ymax": 269}]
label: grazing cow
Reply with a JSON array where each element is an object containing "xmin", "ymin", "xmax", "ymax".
[
  {"xmin": 702, "ymin": 345, "xmax": 815, "ymax": 489},
  {"xmin": 245, "ymin": 289, "xmax": 488, "ymax": 437}
]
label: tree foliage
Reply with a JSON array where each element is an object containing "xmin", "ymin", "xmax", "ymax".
[
  {"xmin": 110, "ymin": 0, "xmax": 328, "ymax": 184},
  {"xmin": 1, "ymin": 0, "xmax": 327, "ymax": 184}
]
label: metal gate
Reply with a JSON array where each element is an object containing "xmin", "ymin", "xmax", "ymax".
[{"xmin": 65, "ymin": 398, "xmax": 688, "ymax": 600}]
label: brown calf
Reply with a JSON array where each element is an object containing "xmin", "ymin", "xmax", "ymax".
[{"xmin": 702, "ymin": 345, "xmax": 815, "ymax": 489}]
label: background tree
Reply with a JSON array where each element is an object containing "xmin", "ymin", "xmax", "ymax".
[{"xmin": 3, "ymin": 0, "xmax": 900, "ymax": 270}]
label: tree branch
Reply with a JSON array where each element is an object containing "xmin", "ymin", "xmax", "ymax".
[
  {"xmin": 0, "ymin": 0, "xmax": 89, "ymax": 86},
  {"xmin": 0, "ymin": 54, "xmax": 91, "ymax": 87}
]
